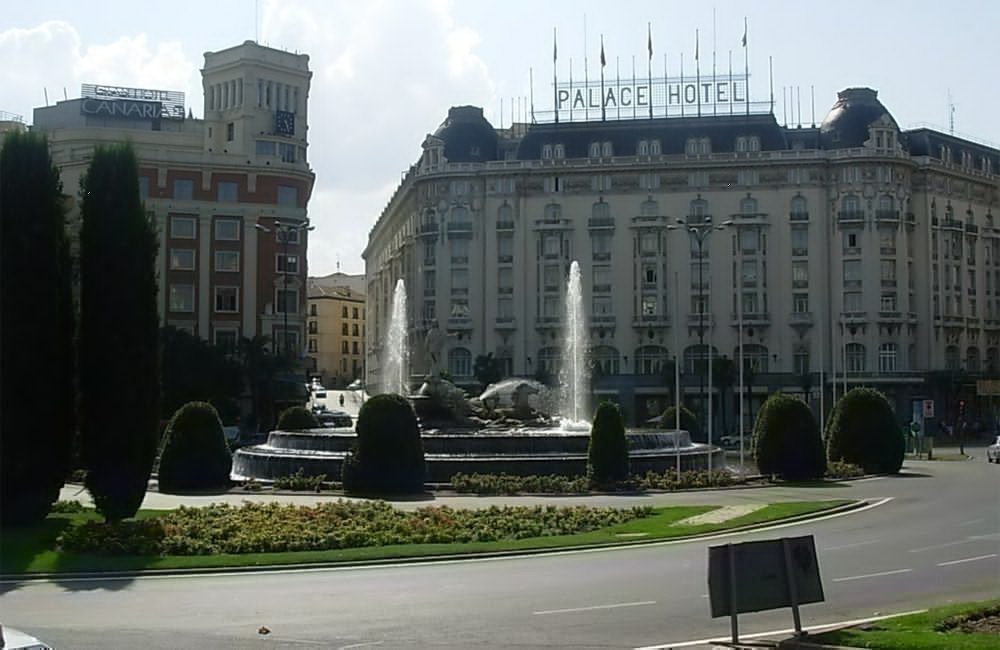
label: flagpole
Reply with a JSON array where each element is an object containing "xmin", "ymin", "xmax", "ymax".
[
  {"xmin": 632, "ymin": 55, "xmax": 637, "ymax": 120},
  {"xmin": 728, "ymin": 49, "xmax": 734, "ymax": 116},
  {"xmin": 768, "ymin": 55, "xmax": 774, "ymax": 116},
  {"xmin": 712, "ymin": 6, "xmax": 717, "ymax": 116},
  {"xmin": 743, "ymin": 16, "xmax": 750, "ymax": 116},
  {"xmin": 663, "ymin": 53, "xmax": 668, "ymax": 117},
  {"xmin": 695, "ymin": 28, "xmax": 701, "ymax": 118},
  {"xmin": 680, "ymin": 52, "xmax": 685, "ymax": 117},
  {"xmin": 569, "ymin": 58, "xmax": 574, "ymax": 122},
  {"xmin": 647, "ymin": 22, "xmax": 654, "ymax": 119},
  {"xmin": 552, "ymin": 27, "xmax": 558, "ymax": 123},
  {"xmin": 616, "ymin": 55, "xmax": 621, "ymax": 120},
  {"xmin": 600, "ymin": 34, "xmax": 606, "ymax": 122},
  {"xmin": 584, "ymin": 14, "xmax": 589, "ymax": 121},
  {"xmin": 674, "ymin": 271, "xmax": 681, "ymax": 480}
]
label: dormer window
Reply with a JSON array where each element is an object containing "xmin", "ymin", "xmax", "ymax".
[
  {"xmin": 687, "ymin": 137, "xmax": 711, "ymax": 155},
  {"xmin": 541, "ymin": 144, "xmax": 553, "ymax": 160},
  {"xmin": 554, "ymin": 144, "xmax": 565, "ymax": 159},
  {"xmin": 589, "ymin": 142, "xmax": 602, "ymax": 158},
  {"xmin": 602, "ymin": 141, "xmax": 613, "ymax": 157},
  {"xmin": 637, "ymin": 140, "xmax": 649, "ymax": 156},
  {"xmin": 649, "ymin": 139, "xmax": 661, "ymax": 155}
]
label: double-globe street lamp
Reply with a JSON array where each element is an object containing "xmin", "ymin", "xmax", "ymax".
[
  {"xmin": 667, "ymin": 214, "xmax": 732, "ymax": 470},
  {"xmin": 255, "ymin": 219, "xmax": 314, "ymax": 363}
]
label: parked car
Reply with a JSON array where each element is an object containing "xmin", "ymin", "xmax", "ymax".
[
  {"xmin": 987, "ymin": 436, "xmax": 1000, "ymax": 463},
  {"xmin": 314, "ymin": 408, "xmax": 353, "ymax": 428},
  {"xmin": 0, "ymin": 624, "xmax": 52, "ymax": 649}
]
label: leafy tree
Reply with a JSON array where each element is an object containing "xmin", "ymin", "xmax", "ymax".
[
  {"xmin": 158, "ymin": 402, "xmax": 232, "ymax": 492},
  {"xmin": 161, "ymin": 326, "xmax": 242, "ymax": 422},
  {"xmin": 78, "ymin": 143, "xmax": 160, "ymax": 522},
  {"xmin": 587, "ymin": 401, "xmax": 630, "ymax": 484},
  {"xmin": 473, "ymin": 353, "xmax": 503, "ymax": 389},
  {"xmin": 752, "ymin": 392, "xmax": 826, "ymax": 480},
  {"xmin": 827, "ymin": 387, "xmax": 905, "ymax": 474},
  {"xmin": 238, "ymin": 335, "xmax": 293, "ymax": 433},
  {"xmin": 276, "ymin": 406, "xmax": 320, "ymax": 430},
  {"xmin": 0, "ymin": 131, "xmax": 76, "ymax": 525},
  {"xmin": 712, "ymin": 355, "xmax": 736, "ymax": 437},
  {"xmin": 342, "ymin": 393, "xmax": 425, "ymax": 494},
  {"xmin": 660, "ymin": 405, "xmax": 703, "ymax": 442}
]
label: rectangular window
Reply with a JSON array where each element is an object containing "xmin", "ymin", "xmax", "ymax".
[
  {"xmin": 278, "ymin": 142, "xmax": 296, "ymax": 163},
  {"xmin": 138, "ymin": 176, "xmax": 150, "ymax": 199},
  {"xmin": 543, "ymin": 264, "xmax": 561, "ymax": 291},
  {"xmin": 879, "ymin": 229, "xmax": 895, "ymax": 254},
  {"xmin": 844, "ymin": 260, "xmax": 862, "ymax": 282},
  {"xmin": 217, "ymin": 181, "xmax": 238, "ymax": 202},
  {"xmin": 276, "ymin": 288, "xmax": 299, "ymax": 314},
  {"xmin": 740, "ymin": 260, "xmax": 757, "ymax": 285},
  {"xmin": 170, "ymin": 248, "xmax": 195, "ymax": 271},
  {"xmin": 214, "ymin": 329, "xmax": 238, "ymax": 353},
  {"xmin": 497, "ymin": 234, "xmax": 513, "ymax": 261},
  {"xmin": 422, "ymin": 299, "xmax": 436, "ymax": 322},
  {"xmin": 640, "ymin": 232, "xmax": 658, "ymax": 255},
  {"xmin": 226, "ymin": 122, "xmax": 235, "ymax": 141},
  {"xmin": 641, "ymin": 295, "xmax": 658, "ymax": 316},
  {"xmin": 451, "ymin": 238, "xmax": 470, "ymax": 263},
  {"xmin": 215, "ymin": 218, "xmax": 240, "ymax": 241},
  {"xmin": 793, "ymin": 294, "xmax": 809, "ymax": 313},
  {"xmin": 170, "ymin": 216, "xmax": 196, "ymax": 239},
  {"xmin": 593, "ymin": 296, "xmax": 612, "ymax": 315},
  {"xmin": 173, "ymin": 179, "xmax": 194, "ymax": 200},
  {"xmin": 792, "ymin": 261, "xmax": 809, "ymax": 286},
  {"xmin": 169, "ymin": 284, "xmax": 195, "ymax": 312},
  {"xmin": 691, "ymin": 294, "xmax": 707, "ymax": 315},
  {"xmin": 277, "ymin": 227, "xmax": 301, "ymax": 244},
  {"xmin": 880, "ymin": 294, "xmax": 897, "ymax": 312},
  {"xmin": 214, "ymin": 286, "xmax": 239, "ymax": 313},
  {"xmin": 593, "ymin": 265, "xmax": 611, "ymax": 291},
  {"xmin": 424, "ymin": 241, "xmax": 436, "ymax": 265},
  {"xmin": 214, "ymin": 250, "xmax": 239, "ymax": 272},
  {"xmin": 543, "ymin": 235, "xmax": 560, "ymax": 257},
  {"xmin": 543, "ymin": 295, "xmax": 559, "ymax": 317},
  {"xmin": 450, "ymin": 299, "xmax": 470, "ymax": 319},
  {"xmin": 742, "ymin": 292, "xmax": 759, "ymax": 314},
  {"xmin": 255, "ymin": 140, "xmax": 276, "ymax": 156},
  {"xmin": 423, "ymin": 270, "xmax": 436, "ymax": 296},
  {"xmin": 642, "ymin": 263, "xmax": 657, "ymax": 286},
  {"xmin": 592, "ymin": 233, "xmax": 612, "ymax": 258},
  {"xmin": 277, "ymin": 185, "xmax": 298, "ymax": 207},
  {"xmin": 451, "ymin": 268, "xmax": 469, "ymax": 292},
  {"xmin": 843, "ymin": 230, "xmax": 860, "ymax": 252},
  {"xmin": 791, "ymin": 226, "xmax": 808, "ymax": 255},
  {"xmin": 844, "ymin": 291, "xmax": 863, "ymax": 312},
  {"xmin": 498, "ymin": 267, "xmax": 513, "ymax": 290},
  {"xmin": 276, "ymin": 254, "xmax": 299, "ymax": 274},
  {"xmin": 498, "ymin": 297, "xmax": 513, "ymax": 319},
  {"xmin": 880, "ymin": 259, "xmax": 896, "ymax": 281},
  {"xmin": 740, "ymin": 229, "xmax": 759, "ymax": 253},
  {"xmin": 308, "ymin": 338, "xmax": 318, "ymax": 353}
]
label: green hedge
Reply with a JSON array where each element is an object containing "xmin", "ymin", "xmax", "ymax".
[
  {"xmin": 827, "ymin": 387, "xmax": 904, "ymax": 474},
  {"xmin": 588, "ymin": 402, "xmax": 630, "ymax": 484},
  {"xmin": 276, "ymin": 406, "xmax": 320, "ymax": 430},
  {"xmin": 157, "ymin": 402, "xmax": 232, "ymax": 492},
  {"xmin": 342, "ymin": 393, "xmax": 425, "ymax": 494},
  {"xmin": 450, "ymin": 470, "xmax": 738, "ymax": 494},
  {"xmin": 753, "ymin": 392, "xmax": 826, "ymax": 480}
]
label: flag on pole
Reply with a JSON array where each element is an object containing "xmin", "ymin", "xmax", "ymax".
[
  {"xmin": 742, "ymin": 18, "xmax": 748, "ymax": 47},
  {"xmin": 599, "ymin": 34, "xmax": 606, "ymax": 121},
  {"xmin": 695, "ymin": 29, "xmax": 700, "ymax": 61},
  {"xmin": 647, "ymin": 23, "xmax": 653, "ymax": 60},
  {"xmin": 553, "ymin": 27, "xmax": 558, "ymax": 62},
  {"xmin": 600, "ymin": 37, "xmax": 606, "ymax": 67}
]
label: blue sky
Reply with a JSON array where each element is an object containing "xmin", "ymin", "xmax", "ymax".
[{"xmin": 3, "ymin": 0, "xmax": 997, "ymax": 275}]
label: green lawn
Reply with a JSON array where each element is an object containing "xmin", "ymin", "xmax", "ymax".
[
  {"xmin": 1, "ymin": 500, "xmax": 851, "ymax": 575},
  {"xmin": 812, "ymin": 600, "xmax": 1000, "ymax": 650}
]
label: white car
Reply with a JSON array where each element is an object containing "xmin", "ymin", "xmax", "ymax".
[
  {"xmin": 0, "ymin": 624, "xmax": 52, "ymax": 650},
  {"xmin": 987, "ymin": 436, "xmax": 1000, "ymax": 463}
]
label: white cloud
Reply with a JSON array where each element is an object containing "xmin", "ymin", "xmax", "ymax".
[{"xmin": 261, "ymin": 0, "xmax": 497, "ymax": 275}]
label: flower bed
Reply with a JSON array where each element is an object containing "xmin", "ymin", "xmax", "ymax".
[
  {"xmin": 450, "ymin": 469, "xmax": 739, "ymax": 495},
  {"xmin": 57, "ymin": 501, "xmax": 653, "ymax": 556}
]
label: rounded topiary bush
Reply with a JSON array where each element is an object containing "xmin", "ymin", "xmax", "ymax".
[
  {"xmin": 276, "ymin": 406, "xmax": 320, "ymax": 430},
  {"xmin": 752, "ymin": 392, "xmax": 826, "ymax": 480},
  {"xmin": 342, "ymin": 393, "xmax": 425, "ymax": 494},
  {"xmin": 157, "ymin": 401, "xmax": 232, "ymax": 492},
  {"xmin": 659, "ymin": 405, "xmax": 702, "ymax": 442},
  {"xmin": 827, "ymin": 387, "xmax": 904, "ymax": 474},
  {"xmin": 588, "ymin": 401, "xmax": 630, "ymax": 484}
]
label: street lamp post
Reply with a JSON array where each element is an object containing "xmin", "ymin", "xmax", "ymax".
[
  {"xmin": 668, "ymin": 215, "xmax": 731, "ymax": 468},
  {"xmin": 255, "ymin": 220, "xmax": 314, "ymax": 360}
]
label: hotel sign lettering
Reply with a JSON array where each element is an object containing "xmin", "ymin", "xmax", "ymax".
[
  {"xmin": 81, "ymin": 98, "xmax": 164, "ymax": 119},
  {"xmin": 80, "ymin": 83, "xmax": 185, "ymax": 119}
]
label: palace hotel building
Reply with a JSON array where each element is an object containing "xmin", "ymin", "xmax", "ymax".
[
  {"xmin": 363, "ymin": 87, "xmax": 1000, "ymax": 429},
  {"xmin": 31, "ymin": 41, "xmax": 314, "ymax": 356}
]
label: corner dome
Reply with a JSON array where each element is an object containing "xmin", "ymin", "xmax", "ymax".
[
  {"xmin": 820, "ymin": 87, "xmax": 898, "ymax": 149},
  {"xmin": 432, "ymin": 106, "xmax": 498, "ymax": 163}
]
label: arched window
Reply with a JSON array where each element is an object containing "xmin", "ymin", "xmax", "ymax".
[
  {"xmin": 740, "ymin": 197, "xmax": 758, "ymax": 216},
  {"xmin": 451, "ymin": 206, "xmax": 469, "ymax": 223},
  {"xmin": 794, "ymin": 347, "xmax": 810, "ymax": 375},
  {"xmin": 637, "ymin": 140, "xmax": 649, "ymax": 156},
  {"xmin": 541, "ymin": 144, "xmax": 553, "ymax": 160},
  {"xmin": 554, "ymin": 143, "xmax": 565, "ymax": 159},
  {"xmin": 748, "ymin": 135, "xmax": 760, "ymax": 152},
  {"xmin": 602, "ymin": 141, "xmax": 614, "ymax": 157},
  {"xmin": 878, "ymin": 343, "xmax": 898, "ymax": 373},
  {"xmin": 689, "ymin": 198, "xmax": 709, "ymax": 219},
  {"xmin": 635, "ymin": 345, "xmax": 669, "ymax": 375},
  {"xmin": 649, "ymin": 139, "xmax": 661, "ymax": 155},
  {"xmin": 448, "ymin": 348, "xmax": 472, "ymax": 378},
  {"xmin": 738, "ymin": 344, "xmax": 769, "ymax": 373},
  {"xmin": 544, "ymin": 203, "xmax": 562, "ymax": 220},
  {"xmin": 987, "ymin": 347, "xmax": 999, "ymax": 375},
  {"xmin": 592, "ymin": 345, "xmax": 620, "ymax": 376},
  {"xmin": 878, "ymin": 195, "xmax": 894, "ymax": 213},
  {"xmin": 945, "ymin": 345, "xmax": 960, "ymax": 371},
  {"xmin": 342, "ymin": 306, "xmax": 349, "ymax": 318},
  {"xmin": 592, "ymin": 200, "xmax": 610, "ymax": 219},
  {"xmin": 735, "ymin": 136, "xmax": 747, "ymax": 152},
  {"xmin": 842, "ymin": 195, "xmax": 860, "ymax": 213},
  {"xmin": 538, "ymin": 346, "xmax": 561, "ymax": 376},
  {"xmin": 589, "ymin": 142, "xmax": 602, "ymax": 158},
  {"xmin": 497, "ymin": 203, "xmax": 513, "ymax": 221},
  {"xmin": 966, "ymin": 347, "xmax": 981, "ymax": 373},
  {"xmin": 790, "ymin": 195, "xmax": 808, "ymax": 218},
  {"xmin": 640, "ymin": 199, "xmax": 660, "ymax": 217},
  {"xmin": 846, "ymin": 343, "xmax": 866, "ymax": 373},
  {"xmin": 684, "ymin": 344, "xmax": 718, "ymax": 374}
]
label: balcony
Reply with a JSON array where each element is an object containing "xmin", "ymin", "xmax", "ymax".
[
  {"xmin": 588, "ymin": 216, "xmax": 615, "ymax": 229},
  {"xmin": 451, "ymin": 256, "xmax": 469, "ymax": 265},
  {"xmin": 496, "ymin": 220, "xmax": 515, "ymax": 231},
  {"xmin": 838, "ymin": 210, "xmax": 865, "ymax": 224},
  {"xmin": 881, "ymin": 279, "xmax": 897, "ymax": 288},
  {"xmin": 788, "ymin": 311, "xmax": 814, "ymax": 326},
  {"xmin": 535, "ymin": 315, "xmax": 561, "ymax": 329},
  {"xmin": 447, "ymin": 317, "xmax": 473, "ymax": 330},
  {"xmin": 736, "ymin": 312, "xmax": 771, "ymax": 326},
  {"xmin": 941, "ymin": 218, "xmax": 963, "ymax": 231},
  {"xmin": 423, "ymin": 257, "xmax": 435, "ymax": 267},
  {"xmin": 789, "ymin": 211, "xmax": 810, "ymax": 221},
  {"xmin": 880, "ymin": 247, "xmax": 897, "ymax": 256},
  {"xmin": 593, "ymin": 283, "xmax": 612, "ymax": 293},
  {"xmin": 632, "ymin": 314, "xmax": 670, "ymax": 328},
  {"xmin": 498, "ymin": 286, "xmax": 513, "ymax": 295},
  {"xmin": 687, "ymin": 313, "xmax": 715, "ymax": 326},
  {"xmin": 498, "ymin": 254, "xmax": 513, "ymax": 264},
  {"xmin": 494, "ymin": 317, "xmax": 516, "ymax": 330},
  {"xmin": 417, "ymin": 222, "xmax": 439, "ymax": 238},
  {"xmin": 447, "ymin": 221, "xmax": 473, "ymax": 235},
  {"xmin": 841, "ymin": 311, "xmax": 868, "ymax": 324},
  {"xmin": 875, "ymin": 209, "xmax": 900, "ymax": 223},
  {"xmin": 942, "ymin": 314, "xmax": 964, "ymax": 326},
  {"xmin": 966, "ymin": 223, "xmax": 980, "ymax": 234},
  {"xmin": 877, "ymin": 310, "xmax": 904, "ymax": 322},
  {"xmin": 591, "ymin": 314, "xmax": 617, "ymax": 326},
  {"xmin": 592, "ymin": 252, "xmax": 612, "ymax": 261}
]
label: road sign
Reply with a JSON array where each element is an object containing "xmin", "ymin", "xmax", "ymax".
[{"xmin": 922, "ymin": 399, "xmax": 935, "ymax": 419}]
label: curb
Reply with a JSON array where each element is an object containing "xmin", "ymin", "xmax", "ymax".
[{"xmin": 2, "ymin": 499, "xmax": 868, "ymax": 583}]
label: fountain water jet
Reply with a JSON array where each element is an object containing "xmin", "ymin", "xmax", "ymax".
[
  {"xmin": 382, "ymin": 279, "xmax": 408, "ymax": 395},
  {"xmin": 560, "ymin": 261, "xmax": 589, "ymax": 426}
]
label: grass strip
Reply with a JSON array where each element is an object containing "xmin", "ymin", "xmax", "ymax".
[
  {"xmin": 811, "ymin": 599, "xmax": 1000, "ymax": 650},
  {"xmin": 1, "ymin": 500, "xmax": 850, "ymax": 575}
]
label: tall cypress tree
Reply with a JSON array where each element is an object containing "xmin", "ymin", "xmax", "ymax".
[
  {"xmin": 0, "ymin": 130, "xmax": 76, "ymax": 526},
  {"xmin": 78, "ymin": 143, "xmax": 160, "ymax": 522}
]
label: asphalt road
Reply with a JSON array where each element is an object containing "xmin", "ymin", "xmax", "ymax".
[{"xmin": 2, "ymin": 454, "xmax": 997, "ymax": 649}]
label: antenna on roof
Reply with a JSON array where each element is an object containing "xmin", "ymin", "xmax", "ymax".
[
  {"xmin": 810, "ymin": 85, "xmax": 816, "ymax": 127},
  {"xmin": 796, "ymin": 86, "xmax": 802, "ymax": 128},
  {"xmin": 948, "ymin": 89, "xmax": 955, "ymax": 135},
  {"xmin": 63, "ymin": 87, "xmax": 68, "ymax": 101}
]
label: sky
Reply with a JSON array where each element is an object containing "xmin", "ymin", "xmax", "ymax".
[{"xmin": 3, "ymin": 0, "xmax": 998, "ymax": 276}]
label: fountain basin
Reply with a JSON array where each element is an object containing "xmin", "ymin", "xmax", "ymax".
[{"xmin": 231, "ymin": 428, "xmax": 725, "ymax": 484}]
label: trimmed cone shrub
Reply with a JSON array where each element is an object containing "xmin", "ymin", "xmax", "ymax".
[
  {"xmin": 277, "ymin": 406, "xmax": 320, "ymax": 430},
  {"xmin": 342, "ymin": 394, "xmax": 425, "ymax": 494},
  {"xmin": 158, "ymin": 402, "xmax": 232, "ymax": 492},
  {"xmin": 752, "ymin": 392, "xmax": 826, "ymax": 480},
  {"xmin": 827, "ymin": 387, "xmax": 905, "ymax": 474},
  {"xmin": 588, "ymin": 401, "xmax": 630, "ymax": 484},
  {"xmin": 659, "ymin": 406, "xmax": 702, "ymax": 442}
]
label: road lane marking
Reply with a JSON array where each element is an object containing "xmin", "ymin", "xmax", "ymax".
[
  {"xmin": 633, "ymin": 609, "xmax": 928, "ymax": 649},
  {"xmin": 959, "ymin": 518, "xmax": 984, "ymax": 526},
  {"xmin": 338, "ymin": 643, "xmax": 384, "ymax": 650},
  {"xmin": 908, "ymin": 539, "xmax": 977, "ymax": 553},
  {"xmin": 822, "ymin": 539, "xmax": 881, "ymax": 551},
  {"xmin": 832, "ymin": 568, "xmax": 912, "ymax": 582},
  {"xmin": 533, "ymin": 600, "xmax": 656, "ymax": 615},
  {"xmin": 937, "ymin": 554, "xmax": 998, "ymax": 567}
]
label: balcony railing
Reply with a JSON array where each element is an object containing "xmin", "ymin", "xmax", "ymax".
[
  {"xmin": 632, "ymin": 314, "xmax": 670, "ymax": 327},
  {"xmin": 591, "ymin": 314, "xmax": 617, "ymax": 325},
  {"xmin": 588, "ymin": 216, "xmax": 615, "ymax": 229},
  {"xmin": 838, "ymin": 210, "xmax": 865, "ymax": 223},
  {"xmin": 496, "ymin": 220, "xmax": 515, "ymax": 231},
  {"xmin": 498, "ymin": 254, "xmax": 513, "ymax": 263},
  {"xmin": 494, "ymin": 317, "xmax": 516, "ymax": 329},
  {"xmin": 789, "ymin": 211, "xmax": 809, "ymax": 221},
  {"xmin": 687, "ymin": 313, "xmax": 715, "ymax": 326},
  {"xmin": 789, "ymin": 311, "xmax": 814, "ymax": 325},
  {"xmin": 535, "ymin": 316, "xmax": 561, "ymax": 328},
  {"xmin": 875, "ymin": 209, "xmax": 900, "ymax": 222},
  {"xmin": 735, "ymin": 312, "xmax": 771, "ymax": 325},
  {"xmin": 593, "ymin": 283, "xmax": 612, "ymax": 293},
  {"xmin": 417, "ymin": 222, "xmax": 439, "ymax": 237}
]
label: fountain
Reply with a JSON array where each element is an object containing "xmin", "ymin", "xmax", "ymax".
[
  {"xmin": 231, "ymin": 263, "xmax": 725, "ymax": 484},
  {"xmin": 381, "ymin": 279, "xmax": 408, "ymax": 396}
]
